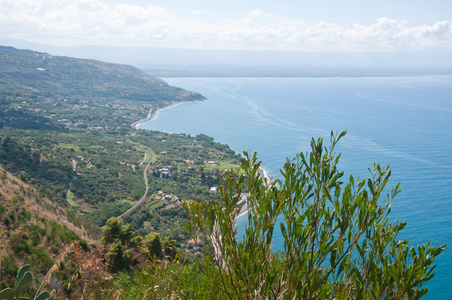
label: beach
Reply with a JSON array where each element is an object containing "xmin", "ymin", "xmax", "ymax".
[{"xmin": 133, "ymin": 100, "xmax": 203, "ymax": 129}]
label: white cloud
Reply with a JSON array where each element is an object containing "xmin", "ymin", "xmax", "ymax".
[
  {"xmin": 249, "ymin": 9, "xmax": 264, "ymax": 18},
  {"xmin": 0, "ymin": 0, "xmax": 451, "ymax": 51}
]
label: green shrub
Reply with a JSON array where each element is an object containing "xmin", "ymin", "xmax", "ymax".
[
  {"xmin": 3, "ymin": 216, "xmax": 11, "ymax": 226},
  {"xmin": 185, "ymin": 131, "xmax": 446, "ymax": 299},
  {"xmin": 105, "ymin": 242, "xmax": 132, "ymax": 272},
  {"xmin": 107, "ymin": 260, "xmax": 220, "ymax": 299},
  {"xmin": 145, "ymin": 232, "xmax": 163, "ymax": 259}
]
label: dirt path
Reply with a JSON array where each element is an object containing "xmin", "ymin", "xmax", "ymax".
[{"xmin": 118, "ymin": 144, "xmax": 155, "ymax": 219}]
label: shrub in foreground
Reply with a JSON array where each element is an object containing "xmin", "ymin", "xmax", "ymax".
[{"xmin": 185, "ymin": 131, "xmax": 445, "ymax": 299}]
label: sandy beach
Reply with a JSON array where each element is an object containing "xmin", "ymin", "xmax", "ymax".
[{"xmin": 131, "ymin": 101, "xmax": 191, "ymax": 129}]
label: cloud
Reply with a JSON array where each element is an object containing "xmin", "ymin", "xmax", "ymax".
[
  {"xmin": 249, "ymin": 9, "xmax": 264, "ymax": 18},
  {"xmin": 0, "ymin": 0, "xmax": 451, "ymax": 51}
]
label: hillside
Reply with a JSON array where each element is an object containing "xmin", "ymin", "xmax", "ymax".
[
  {"xmin": 0, "ymin": 45, "xmax": 241, "ymax": 244},
  {"xmin": 3, "ymin": 40, "xmax": 452, "ymax": 77},
  {"xmin": 0, "ymin": 45, "xmax": 205, "ymax": 132},
  {"xmin": 0, "ymin": 45, "xmax": 205, "ymax": 104},
  {"xmin": 0, "ymin": 166, "xmax": 98, "ymax": 290},
  {"xmin": 0, "ymin": 45, "xmax": 245, "ymax": 297}
]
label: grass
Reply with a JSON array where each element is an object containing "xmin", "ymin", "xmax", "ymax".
[
  {"xmin": 58, "ymin": 143, "xmax": 82, "ymax": 151},
  {"xmin": 202, "ymin": 162, "xmax": 241, "ymax": 172},
  {"xmin": 66, "ymin": 191, "xmax": 79, "ymax": 207},
  {"xmin": 126, "ymin": 140, "xmax": 155, "ymax": 164},
  {"xmin": 149, "ymin": 199, "xmax": 167, "ymax": 211},
  {"xmin": 118, "ymin": 199, "xmax": 135, "ymax": 206}
]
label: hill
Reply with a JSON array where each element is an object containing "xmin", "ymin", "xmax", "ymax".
[
  {"xmin": 0, "ymin": 45, "xmax": 243, "ymax": 297},
  {"xmin": 2, "ymin": 39, "xmax": 452, "ymax": 77},
  {"xmin": 0, "ymin": 45, "xmax": 205, "ymax": 132},
  {"xmin": 0, "ymin": 45, "xmax": 241, "ymax": 243},
  {"xmin": 0, "ymin": 166, "xmax": 98, "ymax": 290}
]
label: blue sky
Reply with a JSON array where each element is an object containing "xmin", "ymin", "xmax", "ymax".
[{"xmin": 1, "ymin": 0, "xmax": 451, "ymax": 52}]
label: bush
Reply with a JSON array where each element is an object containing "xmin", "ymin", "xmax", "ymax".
[
  {"xmin": 105, "ymin": 242, "xmax": 132, "ymax": 272},
  {"xmin": 185, "ymin": 131, "xmax": 445, "ymax": 299},
  {"xmin": 145, "ymin": 232, "xmax": 163, "ymax": 259}
]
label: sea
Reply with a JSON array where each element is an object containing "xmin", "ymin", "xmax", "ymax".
[{"xmin": 138, "ymin": 76, "xmax": 452, "ymax": 298}]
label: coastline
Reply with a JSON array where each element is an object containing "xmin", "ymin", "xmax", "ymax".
[
  {"xmin": 127, "ymin": 76, "xmax": 452, "ymax": 298},
  {"xmin": 131, "ymin": 101, "xmax": 193, "ymax": 129},
  {"xmin": 130, "ymin": 97, "xmax": 270, "ymax": 220},
  {"xmin": 237, "ymin": 166, "xmax": 272, "ymax": 219}
]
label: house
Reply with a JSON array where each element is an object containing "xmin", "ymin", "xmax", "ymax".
[
  {"xmin": 160, "ymin": 151, "xmax": 167, "ymax": 156},
  {"xmin": 210, "ymin": 187, "xmax": 217, "ymax": 194},
  {"xmin": 187, "ymin": 238, "xmax": 201, "ymax": 248}
]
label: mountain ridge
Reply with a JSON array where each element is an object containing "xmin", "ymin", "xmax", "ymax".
[{"xmin": 2, "ymin": 38, "xmax": 452, "ymax": 77}]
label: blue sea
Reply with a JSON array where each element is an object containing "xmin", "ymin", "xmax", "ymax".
[{"xmin": 139, "ymin": 76, "xmax": 452, "ymax": 298}]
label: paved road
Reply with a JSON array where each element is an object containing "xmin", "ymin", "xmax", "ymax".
[{"xmin": 118, "ymin": 144, "xmax": 155, "ymax": 219}]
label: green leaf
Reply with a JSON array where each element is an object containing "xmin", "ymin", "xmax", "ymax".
[
  {"xmin": 183, "ymin": 222, "xmax": 192, "ymax": 234},
  {"xmin": 0, "ymin": 288, "xmax": 14, "ymax": 300},
  {"xmin": 14, "ymin": 265, "xmax": 30, "ymax": 290},
  {"xmin": 14, "ymin": 271, "xmax": 32, "ymax": 295},
  {"xmin": 280, "ymin": 223, "xmax": 288, "ymax": 240},
  {"xmin": 337, "ymin": 130, "xmax": 347, "ymax": 142},
  {"xmin": 34, "ymin": 291, "xmax": 50, "ymax": 300}
]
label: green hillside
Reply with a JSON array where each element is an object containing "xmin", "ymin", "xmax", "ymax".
[
  {"xmin": 0, "ymin": 166, "xmax": 97, "ymax": 291},
  {"xmin": 0, "ymin": 45, "xmax": 240, "ymax": 241},
  {"xmin": 0, "ymin": 46, "xmax": 205, "ymax": 132}
]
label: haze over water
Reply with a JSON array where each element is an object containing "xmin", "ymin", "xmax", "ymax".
[{"xmin": 139, "ymin": 76, "xmax": 452, "ymax": 299}]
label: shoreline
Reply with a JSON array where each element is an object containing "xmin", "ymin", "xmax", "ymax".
[
  {"xmin": 237, "ymin": 166, "xmax": 272, "ymax": 219},
  {"xmin": 131, "ymin": 101, "xmax": 195, "ymax": 129},
  {"xmin": 130, "ymin": 100, "xmax": 205, "ymax": 130},
  {"xmin": 130, "ymin": 97, "xmax": 270, "ymax": 221}
]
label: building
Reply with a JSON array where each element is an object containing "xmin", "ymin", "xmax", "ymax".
[{"xmin": 187, "ymin": 238, "xmax": 201, "ymax": 248}]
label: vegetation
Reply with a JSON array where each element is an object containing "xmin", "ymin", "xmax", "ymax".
[
  {"xmin": 0, "ymin": 265, "xmax": 49, "ymax": 300},
  {"xmin": 101, "ymin": 217, "xmax": 136, "ymax": 272},
  {"xmin": 0, "ymin": 46, "xmax": 445, "ymax": 299},
  {"xmin": 0, "ymin": 46, "xmax": 241, "ymax": 242},
  {"xmin": 183, "ymin": 131, "xmax": 445, "ymax": 299},
  {"xmin": 106, "ymin": 261, "xmax": 220, "ymax": 299},
  {"xmin": 0, "ymin": 166, "xmax": 95, "ymax": 291},
  {"xmin": 145, "ymin": 232, "xmax": 163, "ymax": 259}
]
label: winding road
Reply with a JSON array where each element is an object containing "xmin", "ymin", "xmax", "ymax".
[{"xmin": 118, "ymin": 144, "xmax": 155, "ymax": 219}]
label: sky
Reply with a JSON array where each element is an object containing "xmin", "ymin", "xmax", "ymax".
[{"xmin": 1, "ymin": 0, "xmax": 452, "ymax": 52}]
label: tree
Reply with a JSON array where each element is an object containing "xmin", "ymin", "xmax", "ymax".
[
  {"xmin": 184, "ymin": 131, "xmax": 445, "ymax": 299},
  {"xmin": 18, "ymin": 173, "xmax": 27, "ymax": 183},
  {"xmin": 101, "ymin": 217, "xmax": 134, "ymax": 245},
  {"xmin": 145, "ymin": 232, "xmax": 163, "ymax": 259},
  {"xmin": 162, "ymin": 234, "xmax": 177, "ymax": 258},
  {"xmin": 105, "ymin": 242, "xmax": 132, "ymax": 272},
  {"xmin": 102, "ymin": 217, "xmax": 136, "ymax": 272}
]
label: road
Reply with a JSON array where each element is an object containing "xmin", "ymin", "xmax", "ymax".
[{"xmin": 118, "ymin": 144, "xmax": 155, "ymax": 219}]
